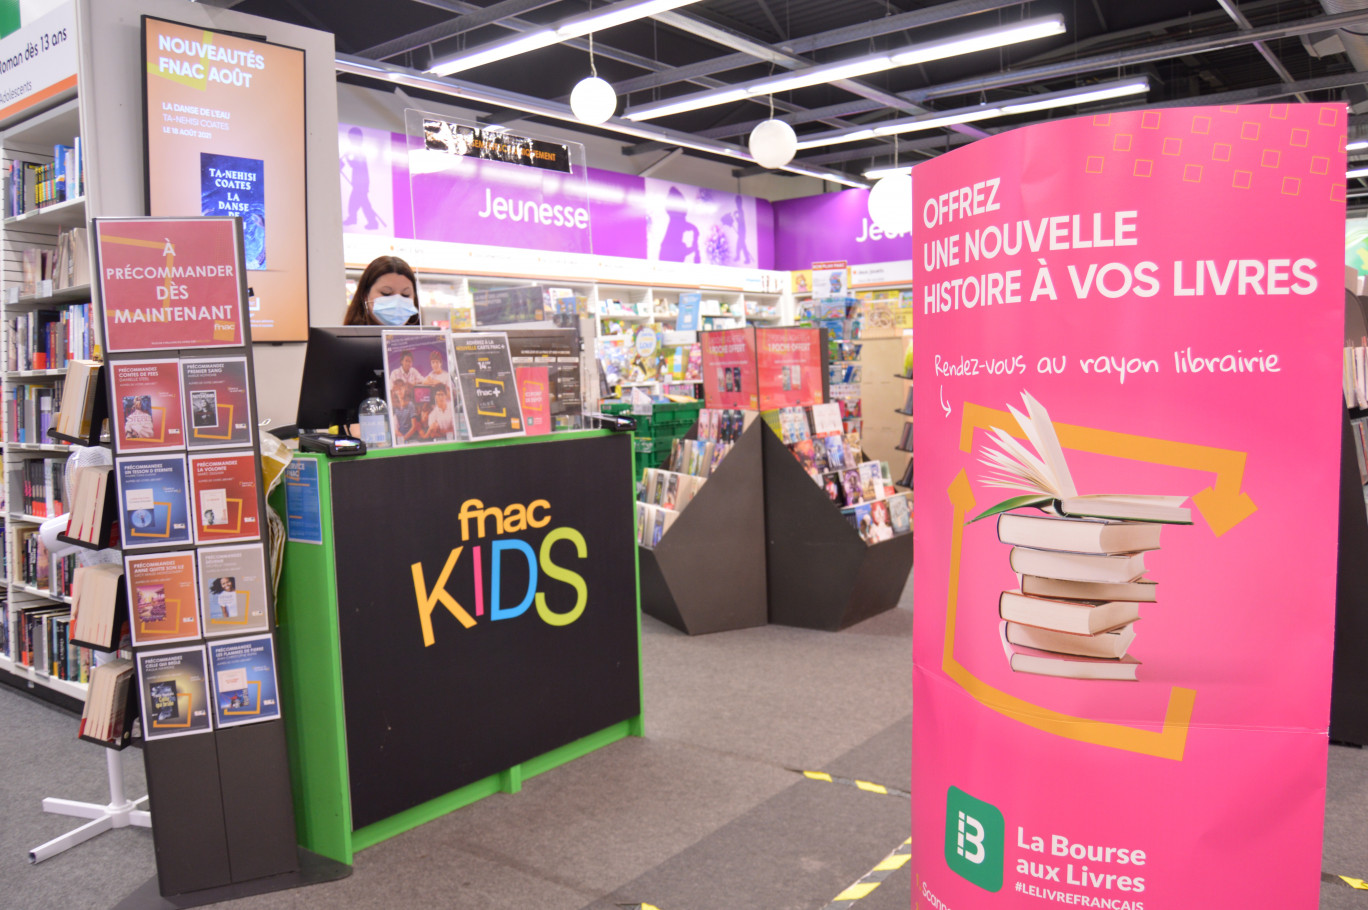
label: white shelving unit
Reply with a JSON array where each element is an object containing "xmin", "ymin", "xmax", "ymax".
[{"xmin": 0, "ymin": 94, "xmax": 92, "ymax": 703}]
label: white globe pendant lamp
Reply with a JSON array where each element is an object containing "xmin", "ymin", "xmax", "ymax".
[
  {"xmin": 571, "ymin": 75, "xmax": 617, "ymax": 125},
  {"xmin": 748, "ymin": 117, "xmax": 797, "ymax": 169},
  {"xmin": 867, "ymin": 169, "xmax": 913, "ymax": 237}
]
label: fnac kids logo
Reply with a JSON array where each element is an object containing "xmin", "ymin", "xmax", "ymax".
[{"xmin": 411, "ymin": 497, "xmax": 587, "ymax": 646}]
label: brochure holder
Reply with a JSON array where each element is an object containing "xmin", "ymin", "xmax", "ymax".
[
  {"xmin": 75, "ymin": 671, "xmax": 140, "ymax": 751},
  {"xmin": 55, "ymin": 474, "xmax": 119, "ymax": 551},
  {"xmin": 760, "ymin": 427, "xmax": 913, "ymax": 630},
  {"xmin": 68, "ymin": 580, "xmax": 129, "ymax": 652},
  {"xmin": 638, "ymin": 419, "xmax": 768, "ymax": 635},
  {"xmin": 47, "ymin": 365, "xmax": 109, "ymax": 446}
]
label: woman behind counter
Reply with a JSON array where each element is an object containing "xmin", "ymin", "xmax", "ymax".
[{"xmin": 343, "ymin": 255, "xmax": 420, "ymax": 326}]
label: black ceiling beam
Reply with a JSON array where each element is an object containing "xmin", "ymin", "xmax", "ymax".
[
  {"xmin": 358, "ymin": 0, "xmax": 562, "ymax": 61},
  {"xmin": 695, "ymin": 6, "xmax": 1368, "ymax": 142}
]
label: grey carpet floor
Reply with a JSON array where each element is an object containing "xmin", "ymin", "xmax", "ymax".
[{"xmin": 0, "ymin": 572, "xmax": 1364, "ymax": 909}]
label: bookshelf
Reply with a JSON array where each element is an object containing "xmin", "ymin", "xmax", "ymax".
[{"xmin": 0, "ymin": 93, "xmax": 94, "ymax": 708}]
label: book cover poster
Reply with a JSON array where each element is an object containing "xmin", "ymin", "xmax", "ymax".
[
  {"xmin": 756, "ymin": 327, "xmax": 824, "ymax": 410},
  {"xmin": 384, "ymin": 330, "xmax": 459, "ymax": 445},
  {"xmin": 911, "ymin": 105, "xmax": 1344, "ymax": 909},
  {"xmin": 700, "ymin": 327, "xmax": 758, "ymax": 410},
  {"xmin": 124, "ymin": 551, "xmax": 200, "ymax": 646},
  {"xmin": 200, "ymin": 152, "xmax": 265, "ymax": 269},
  {"xmin": 180, "ymin": 356, "xmax": 253, "ymax": 449},
  {"xmin": 137, "ymin": 645, "xmax": 213, "ymax": 740},
  {"xmin": 207, "ymin": 634, "xmax": 281, "ymax": 728},
  {"xmin": 95, "ymin": 217, "xmax": 245, "ymax": 352},
  {"xmin": 450, "ymin": 333, "xmax": 526, "ymax": 440},
  {"xmin": 144, "ymin": 17, "xmax": 308, "ymax": 342},
  {"xmin": 515, "ymin": 365, "xmax": 551, "ymax": 436},
  {"xmin": 189, "ymin": 452, "xmax": 261, "ymax": 545},
  {"xmin": 110, "ymin": 359, "xmax": 185, "ymax": 453},
  {"xmin": 198, "ymin": 543, "xmax": 270, "ymax": 637},
  {"xmin": 116, "ymin": 454, "xmax": 191, "ymax": 550}
]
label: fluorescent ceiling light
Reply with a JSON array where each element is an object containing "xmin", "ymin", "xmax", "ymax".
[
  {"xmin": 625, "ymin": 14, "xmax": 1066, "ymax": 122},
  {"xmin": 864, "ymin": 165, "xmax": 913, "ymax": 180},
  {"xmin": 1349, "ymin": 167, "xmax": 1368, "ymax": 178},
  {"xmin": 796, "ymin": 77, "xmax": 1149, "ymax": 151},
  {"xmin": 428, "ymin": 0, "xmax": 702, "ymax": 77},
  {"xmin": 1349, "ymin": 139, "xmax": 1368, "ymax": 151}
]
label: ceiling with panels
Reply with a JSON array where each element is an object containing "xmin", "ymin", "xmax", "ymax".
[{"xmin": 206, "ymin": 0, "xmax": 1368, "ymax": 194}]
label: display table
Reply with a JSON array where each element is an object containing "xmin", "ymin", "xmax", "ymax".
[{"xmin": 271, "ymin": 432, "xmax": 642, "ymax": 864}]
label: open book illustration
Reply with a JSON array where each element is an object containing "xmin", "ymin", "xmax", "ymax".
[{"xmin": 968, "ymin": 391, "xmax": 1192, "ymax": 526}]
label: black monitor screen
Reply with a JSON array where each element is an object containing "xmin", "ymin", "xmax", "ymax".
[{"xmin": 296, "ymin": 325, "xmax": 443, "ymax": 431}]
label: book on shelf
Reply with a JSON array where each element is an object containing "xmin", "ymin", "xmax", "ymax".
[
  {"xmin": 899, "ymin": 385, "xmax": 914, "ymax": 414},
  {"xmin": 80, "ymin": 658, "xmax": 136, "ymax": 744},
  {"xmin": 71, "ymin": 563, "xmax": 125, "ymax": 648},
  {"xmin": 996, "ymin": 512, "xmax": 1163, "ymax": 555},
  {"xmin": 998, "ymin": 589, "xmax": 1141, "ymax": 637},
  {"xmin": 52, "ymin": 227, "xmax": 91, "ymax": 290}
]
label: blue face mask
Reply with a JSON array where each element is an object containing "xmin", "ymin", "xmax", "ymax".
[{"xmin": 372, "ymin": 294, "xmax": 417, "ymax": 325}]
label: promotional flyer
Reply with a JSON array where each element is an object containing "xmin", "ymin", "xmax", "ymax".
[
  {"xmin": 700, "ymin": 327, "xmax": 758, "ymax": 410},
  {"xmin": 110, "ymin": 359, "xmax": 185, "ymax": 453},
  {"xmin": 198, "ymin": 543, "xmax": 271, "ymax": 637},
  {"xmin": 911, "ymin": 104, "xmax": 1344, "ymax": 909},
  {"xmin": 188, "ymin": 452, "xmax": 261, "ymax": 545},
  {"xmin": 383, "ymin": 330, "xmax": 459, "ymax": 445},
  {"xmin": 143, "ymin": 16, "xmax": 308, "ymax": 342},
  {"xmin": 137, "ymin": 644, "xmax": 213, "ymax": 740},
  {"xmin": 116, "ymin": 454, "xmax": 192, "ymax": 550},
  {"xmin": 207, "ymin": 634, "xmax": 281, "ymax": 728},
  {"xmin": 450, "ymin": 333, "xmax": 525, "ymax": 440},
  {"xmin": 125, "ymin": 550, "xmax": 201, "ymax": 646},
  {"xmin": 96, "ymin": 217, "xmax": 244, "ymax": 353},
  {"xmin": 756, "ymin": 327, "xmax": 824, "ymax": 410},
  {"xmin": 180, "ymin": 356, "xmax": 253, "ymax": 449}
]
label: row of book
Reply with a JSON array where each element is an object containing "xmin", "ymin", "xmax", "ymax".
[
  {"xmin": 7, "ymin": 381, "xmax": 62, "ymax": 444},
  {"xmin": 636, "ymin": 502, "xmax": 677, "ymax": 548},
  {"xmin": 7, "ymin": 303, "xmax": 97, "ymax": 370},
  {"xmin": 897, "ymin": 420, "xmax": 913, "ymax": 452},
  {"xmin": 81, "ymin": 658, "xmax": 136, "ymax": 744},
  {"xmin": 9, "ymin": 455, "xmax": 69, "ymax": 518},
  {"xmin": 1345, "ymin": 344, "xmax": 1368, "ymax": 411},
  {"xmin": 6, "ymin": 139, "xmax": 84, "ymax": 217},
  {"xmin": 12, "ymin": 523, "xmax": 76, "ymax": 596},
  {"xmin": 18, "ymin": 227, "xmax": 92, "ymax": 296},
  {"xmin": 842, "ymin": 491, "xmax": 913, "ymax": 545},
  {"xmin": 696, "ymin": 407, "xmax": 752, "ymax": 444},
  {"xmin": 1351, "ymin": 414, "xmax": 1368, "ymax": 485},
  {"xmin": 4, "ymin": 600, "xmax": 93, "ymax": 682}
]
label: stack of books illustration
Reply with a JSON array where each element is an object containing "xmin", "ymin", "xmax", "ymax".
[{"xmin": 973, "ymin": 393, "xmax": 1191, "ymax": 680}]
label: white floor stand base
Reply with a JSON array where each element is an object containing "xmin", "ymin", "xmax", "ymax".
[{"xmin": 29, "ymin": 747, "xmax": 151, "ymax": 863}]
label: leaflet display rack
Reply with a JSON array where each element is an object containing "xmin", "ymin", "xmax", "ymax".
[
  {"xmin": 83, "ymin": 216, "xmax": 344, "ymax": 905},
  {"xmin": 638, "ymin": 419, "xmax": 768, "ymax": 635}
]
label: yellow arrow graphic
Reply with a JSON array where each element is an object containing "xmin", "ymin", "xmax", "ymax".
[
  {"xmin": 959, "ymin": 402, "xmax": 1256, "ymax": 536},
  {"xmin": 944, "ymin": 469, "xmax": 1196, "ymax": 760}
]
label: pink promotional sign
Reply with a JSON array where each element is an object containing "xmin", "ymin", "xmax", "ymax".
[
  {"xmin": 756, "ymin": 327, "xmax": 824, "ymax": 410},
  {"xmin": 912, "ymin": 104, "xmax": 1344, "ymax": 909},
  {"xmin": 700, "ymin": 327, "xmax": 758, "ymax": 410}
]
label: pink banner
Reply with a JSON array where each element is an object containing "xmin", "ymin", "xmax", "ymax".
[
  {"xmin": 912, "ymin": 104, "xmax": 1344, "ymax": 908},
  {"xmin": 756, "ymin": 327, "xmax": 824, "ymax": 410},
  {"xmin": 701, "ymin": 328, "xmax": 758, "ymax": 410}
]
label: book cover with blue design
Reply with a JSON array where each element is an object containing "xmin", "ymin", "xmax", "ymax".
[
  {"xmin": 200, "ymin": 152, "xmax": 265, "ymax": 269},
  {"xmin": 116, "ymin": 454, "xmax": 192, "ymax": 550}
]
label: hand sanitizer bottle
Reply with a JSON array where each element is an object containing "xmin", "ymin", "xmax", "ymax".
[{"xmin": 357, "ymin": 381, "xmax": 392, "ymax": 448}]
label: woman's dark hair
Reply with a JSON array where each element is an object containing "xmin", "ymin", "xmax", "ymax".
[{"xmin": 343, "ymin": 255, "xmax": 420, "ymax": 325}]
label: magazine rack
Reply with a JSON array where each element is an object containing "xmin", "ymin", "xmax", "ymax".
[
  {"xmin": 760, "ymin": 428, "xmax": 913, "ymax": 630},
  {"xmin": 638, "ymin": 419, "xmax": 768, "ymax": 635}
]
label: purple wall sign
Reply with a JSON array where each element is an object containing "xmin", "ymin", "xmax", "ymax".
[{"xmin": 771, "ymin": 187, "xmax": 911, "ymax": 269}]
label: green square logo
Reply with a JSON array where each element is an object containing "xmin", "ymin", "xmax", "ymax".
[{"xmin": 945, "ymin": 786, "xmax": 1004, "ymax": 892}]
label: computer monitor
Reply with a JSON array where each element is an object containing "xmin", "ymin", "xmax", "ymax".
[{"xmin": 296, "ymin": 325, "xmax": 443, "ymax": 431}]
